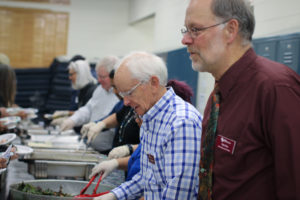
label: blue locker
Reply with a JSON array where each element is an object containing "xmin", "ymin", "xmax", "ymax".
[
  {"xmin": 277, "ymin": 33, "xmax": 300, "ymax": 73},
  {"xmin": 253, "ymin": 37, "xmax": 278, "ymax": 61},
  {"xmin": 166, "ymin": 47, "xmax": 198, "ymax": 105}
]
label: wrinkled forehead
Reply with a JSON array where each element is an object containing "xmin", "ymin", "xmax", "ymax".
[
  {"xmin": 185, "ymin": 0, "xmax": 216, "ymax": 26},
  {"xmin": 97, "ymin": 66, "xmax": 108, "ymax": 75},
  {"xmin": 114, "ymin": 65, "xmax": 136, "ymax": 90}
]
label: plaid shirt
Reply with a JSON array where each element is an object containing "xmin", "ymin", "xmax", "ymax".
[{"xmin": 112, "ymin": 88, "xmax": 202, "ymax": 200}]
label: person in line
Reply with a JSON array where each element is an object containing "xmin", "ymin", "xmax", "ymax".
[
  {"xmin": 81, "ymin": 69, "xmax": 127, "ymax": 154},
  {"xmin": 0, "ymin": 63, "xmax": 27, "ymax": 125},
  {"xmin": 80, "ymin": 69, "xmax": 140, "ymax": 154},
  {"xmin": 94, "ymin": 51, "xmax": 202, "ymax": 200},
  {"xmin": 51, "ymin": 59, "xmax": 97, "ymax": 123},
  {"xmin": 181, "ymin": 0, "xmax": 300, "ymax": 199},
  {"xmin": 89, "ymin": 79, "xmax": 195, "ymax": 186},
  {"xmin": 58, "ymin": 56, "xmax": 120, "ymax": 131}
]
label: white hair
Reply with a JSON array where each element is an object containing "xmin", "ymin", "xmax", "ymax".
[
  {"xmin": 116, "ymin": 51, "xmax": 168, "ymax": 86},
  {"xmin": 68, "ymin": 60, "xmax": 97, "ymax": 90},
  {"xmin": 0, "ymin": 53, "xmax": 10, "ymax": 65},
  {"xmin": 95, "ymin": 55, "xmax": 120, "ymax": 74}
]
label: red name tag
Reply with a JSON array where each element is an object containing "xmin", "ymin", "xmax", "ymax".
[
  {"xmin": 216, "ymin": 135, "xmax": 236, "ymax": 154},
  {"xmin": 147, "ymin": 154, "xmax": 155, "ymax": 164}
]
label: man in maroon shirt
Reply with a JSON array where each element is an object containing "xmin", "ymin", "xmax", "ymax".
[{"xmin": 182, "ymin": 0, "xmax": 300, "ymax": 199}]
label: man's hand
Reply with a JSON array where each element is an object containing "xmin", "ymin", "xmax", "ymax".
[
  {"xmin": 108, "ymin": 145, "xmax": 130, "ymax": 159},
  {"xmin": 93, "ymin": 192, "xmax": 117, "ymax": 200},
  {"xmin": 60, "ymin": 118, "xmax": 75, "ymax": 131},
  {"xmin": 50, "ymin": 117, "xmax": 68, "ymax": 126},
  {"xmin": 80, "ymin": 122, "xmax": 96, "ymax": 138},
  {"xmin": 89, "ymin": 159, "xmax": 118, "ymax": 179},
  {"xmin": 87, "ymin": 121, "xmax": 106, "ymax": 144},
  {"xmin": 52, "ymin": 110, "xmax": 69, "ymax": 119}
]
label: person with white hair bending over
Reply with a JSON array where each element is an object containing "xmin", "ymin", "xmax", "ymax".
[
  {"xmin": 56, "ymin": 56, "xmax": 120, "ymax": 132},
  {"xmin": 94, "ymin": 51, "xmax": 202, "ymax": 200}
]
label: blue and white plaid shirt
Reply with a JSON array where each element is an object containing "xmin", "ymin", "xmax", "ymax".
[{"xmin": 112, "ymin": 88, "xmax": 202, "ymax": 200}]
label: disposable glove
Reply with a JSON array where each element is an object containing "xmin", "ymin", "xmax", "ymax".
[
  {"xmin": 87, "ymin": 121, "xmax": 106, "ymax": 144},
  {"xmin": 89, "ymin": 159, "xmax": 118, "ymax": 179},
  {"xmin": 50, "ymin": 117, "xmax": 68, "ymax": 126},
  {"xmin": 108, "ymin": 145, "xmax": 130, "ymax": 159},
  {"xmin": 93, "ymin": 192, "xmax": 117, "ymax": 200},
  {"xmin": 60, "ymin": 118, "xmax": 75, "ymax": 131},
  {"xmin": 80, "ymin": 122, "xmax": 96, "ymax": 138},
  {"xmin": 52, "ymin": 110, "xmax": 69, "ymax": 119}
]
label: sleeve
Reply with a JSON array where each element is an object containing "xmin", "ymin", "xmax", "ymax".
[
  {"xmin": 70, "ymin": 93, "xmax": 96, "ymax": 126},
  {"xmin": 161, "ymin": 118, "xmax": 201, "ymax": 199},
  {"xmin": 111, "ymin": 171, "xmax": 144, "ymax": 200},
  {"xmin": 265, "ymin": 84, "xmax": 300, "ymax": 199}
]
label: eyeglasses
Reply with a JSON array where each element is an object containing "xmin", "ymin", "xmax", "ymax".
[
  {"xmin": 118, "ymin": 81, "xmax": 143, "ymax": 98},
  {"xmin": 181, "ymin": 19, "xmax": 230, "ymax": 39},
  {"xmin": 98, "ymin": 75, "xmax": 109, "ymax": 79}
]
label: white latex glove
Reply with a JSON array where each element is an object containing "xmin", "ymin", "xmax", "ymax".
[
  {"xmin": 50, "ymin": 117, "xmax": 68, "ymax": 126},
  {"xmin": 87, "ymin": 121, "xmax": 106, "ymax": 144},
  {"xmin": 108, "ymin": 145, "xmax": 130, "ymax": 159},
  {"xmin": 80, "ymin": 122, "xmax": 96, "ymax": 137},
  {"xmin": 93, "ymin": 192, "xmax": 117, "ymax": 200},
  {"xmin": 60, "ymin": 118, "xmax": 75, "ymax": 131},
  {"xmin": 89, "ymin": 159, "xmax": 118, "ymax": 179},
  {"xmin": 52, "ymin": 110, "xmax": 69, "ymax": 119}
]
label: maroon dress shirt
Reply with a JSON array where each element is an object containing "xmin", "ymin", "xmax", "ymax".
[{"xmin": 201, "ymin": 48, "xmax": 300, "ymax": 200}]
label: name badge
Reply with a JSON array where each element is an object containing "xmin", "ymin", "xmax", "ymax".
[
  {"xmin": 147, "ymin": 154, "xmax": 155, "ymax": 164},
  {"xmin": 216, "ymin": 135, "xmax": 236, "ymax": 155}
]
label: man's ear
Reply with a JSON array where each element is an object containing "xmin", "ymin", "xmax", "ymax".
[
  {"xmin": 224, "ymin": 18, "xmax": 239, "ymax": 44},
  {"xmin": 150, "ymin": 76, "xmax": 160, "ymax": 89}
]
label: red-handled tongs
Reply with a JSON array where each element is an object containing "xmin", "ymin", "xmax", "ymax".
[{"xmin": 75, "ymin": 173, "xmax": 109, "ymax": 198}]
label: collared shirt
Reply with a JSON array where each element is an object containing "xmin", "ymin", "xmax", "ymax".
[
  {"xmin": 70, "ymin": 85, "xmax": 119, "ymax": 126},
  {"xmin": 202, "ymin": 48, "xmax": 300, "ymax": 200},
  {"xmin": 112, "ymin": 88, "xmax": 202, "ymax": 200}
]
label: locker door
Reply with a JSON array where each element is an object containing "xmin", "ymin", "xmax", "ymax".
[
  {"xmin": 253, "ymin": 40, "xmax": 277, "ymax": 61},
  {"xmin": 277, "ymin": 38, "xmax": 300, "ymax": 73},
  {"xmin": 166, "ymin": 48, "xmax": 198, "ymax": 105}
]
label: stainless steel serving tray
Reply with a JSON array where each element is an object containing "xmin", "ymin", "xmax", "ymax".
[
  {"xmin": 23, "ymin": 135, "xmax": 84, "ymax": 149},
  {"xmin": 22, "ymin": 148, "xmax": 105, "ymax": 163},
  {"xmin": 20, "ymin": 149, "xmax": 107, "ymax": 180},
  {"xmin": 27, "ymin": 160, "xmax": 96, "ymax": 180},
  {"xmin": 9, "ymin": 179, "xmax": 115, "ymax": 200}
]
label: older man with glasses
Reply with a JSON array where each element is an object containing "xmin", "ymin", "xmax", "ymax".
[
  {"xmin": 182, "ymin": 0, "xmax": 300, "ymax": 200},
  {"xmin": 58, "ymin": 56, "xmax": 119, "ymax": 132},
  {"xmin": 93, "ymin": 51, "xmax": 202, "ymax": 200}
]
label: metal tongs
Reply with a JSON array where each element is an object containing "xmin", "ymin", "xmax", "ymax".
[{"xmin": 74, "ymin": 172, "xmax": 109, "ymax": 198}]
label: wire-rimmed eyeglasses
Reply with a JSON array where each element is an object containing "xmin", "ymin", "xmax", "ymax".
[
  {"xmin": 118, "ymin": 81, "xmax": 143, "ymax": 98},
  {"xmin": 181, "ymin": 19, "xmax": 231, "ymax": 39}
]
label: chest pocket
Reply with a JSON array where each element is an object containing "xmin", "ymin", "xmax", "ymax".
[{"xmin": 144, "ymin": 150, "xmax": 166, "ymax": 186}]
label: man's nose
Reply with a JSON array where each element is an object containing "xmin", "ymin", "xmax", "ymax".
[
  {"xmin": 123, "ymin": 96, "xmax": 131, "ymax": 106},
  {"xmin": 181, "ymin": 33, "xmax": 193, "ymax": 45}
]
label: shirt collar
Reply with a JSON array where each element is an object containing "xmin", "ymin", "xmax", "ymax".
[
  {"xmin": 142, "ymin": 87, "xmax": 175, "ymax": 122},
  {"xmin": 218, "ymin": 48, "xmax": 257, "ymax": 100}
]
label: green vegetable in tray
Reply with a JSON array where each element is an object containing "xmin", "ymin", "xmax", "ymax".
[{"xmin": 17, "ymin": 182, "xmax": 72, "ymax": 197}]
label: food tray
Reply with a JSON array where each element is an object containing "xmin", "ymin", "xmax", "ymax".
[
  {"xmin": 24, "ymin": 135, "xmax": 84, "ymax": 149},
  {"xmin": 9, "ymin": 179, "xmax": 115, "ymax": 200},
  {"xmin": 22, "ymin": 148, "xmax": 105, "ymax": 163},
  {"xmin": 27, "ymin": 160, "xmax": 96, "ymax": 180}
]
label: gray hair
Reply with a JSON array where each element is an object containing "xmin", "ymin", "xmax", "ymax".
[
  {"xmin": 117, "ymin": 51, "xmax": 168, "ymax": 86},
  {"xmin": 0, "ymin": 53, "xmax": 10, "ymax": 65},
  {"xmin": 211, "ymin": 0, "xmax": 255, "ymax": 43},
  {"xmin": 96, "ymin": 55, "xmax": 120, "ymax": 74},
  {"xmin": 68, "ymin": 60, "xmax": 97, "ymax": 90}
]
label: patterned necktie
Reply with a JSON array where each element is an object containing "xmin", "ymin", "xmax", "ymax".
[{"xmin": 198, "ymin": 84, "xmax": 220, "ymax": 200}]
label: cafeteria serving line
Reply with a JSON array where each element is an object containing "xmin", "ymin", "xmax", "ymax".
[{"xmin": 1, "ymin": 0, "xmax": 300, "ymax": 199}]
